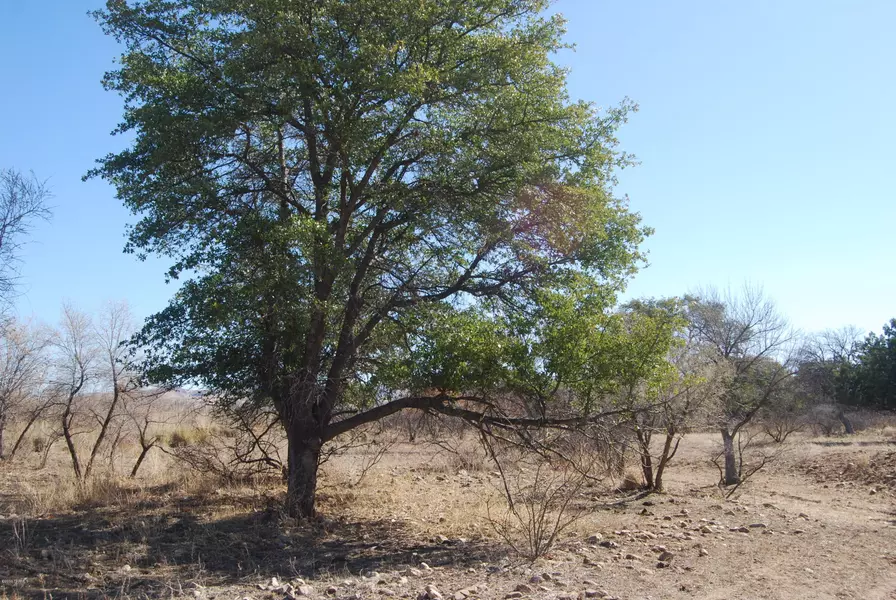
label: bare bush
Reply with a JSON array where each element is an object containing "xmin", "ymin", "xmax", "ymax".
[
  {"xmin": 165, "ymin": 405, "xmax": 285, "ymax": 484},
  {"xmin": 486, "ymin": 451, "xmax": 590, "ymax": 561},
  {"xmin": 0, "ymin": 319, "xmax": 50, "ymax": 459}
]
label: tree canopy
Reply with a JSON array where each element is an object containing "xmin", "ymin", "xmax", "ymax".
[{"xmin": 91, "ymin": 0, "xmax": 667, "ymax": 517}]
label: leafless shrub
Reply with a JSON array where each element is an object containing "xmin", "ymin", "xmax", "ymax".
[
  {"xmin": 486, "ymin": 451, "xmax": 590, "ymax": 561},
  {"xmin": 165, "ymin": 405, "xmax": 285, "ymax": 484},
  {"xmin": 10, "ymin": 517, "xmax": 32, "ymax": 559},
  {"xmin": 763, "ymin": 413, "xmax": 804, "ymax": 443}
]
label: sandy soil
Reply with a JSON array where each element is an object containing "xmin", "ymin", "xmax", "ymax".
[{"xmin": 1, "ymin": 431, "xmax": 895, "ymax": 600}]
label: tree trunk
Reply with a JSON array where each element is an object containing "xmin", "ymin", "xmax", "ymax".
[
  {"xmin": 635, "ymin": 430, "xmax": 654, "ymax": 489},
  {"xmin": 130, "ymin": 443, "xmax": 153, "ymax": 478},
  {"xmin": 653, "ymin": 432, "xmax": 678, "ymax": 493},
  {"xmin": 62, "ymin": 408, "xmax": 83, "ymax": 481},
  {"xmin": 837, "ymin": 410, "xmax": 855, "ymax": 435},
  {"xmin": 8, "ymin": 412, "xmax": 39, "ymax": 460},
  {"xmin": 0, "ymin": 413, "xmax": 6, "ymax": 459},
  {"xmin": 285, "ymin": 422, "xmax": 323, "ymax": 519},
  {"xmin": 721, "ymin": 428, "xmax": 740, "ymax": 485}
]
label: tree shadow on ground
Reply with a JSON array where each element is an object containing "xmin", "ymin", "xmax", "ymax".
[{"xmin": 0, "ymin": 487, "xmax": 501, "ymax": 599}]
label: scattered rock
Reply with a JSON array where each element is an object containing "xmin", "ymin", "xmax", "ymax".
[
  {"xmin": 453, "ymin": 584, "xmax": 481, "ymax": 600},
  {"xmin": 586, "ymin": 534, "xmax": 603, "ymax": 543},
  {"xmin": 792, "ymin": 529, "xmax": 806, "ymax": 535},
  {"xmin": 730, "ymin": 526, "xmax": 750, "ymax": 533},
  {"xmin": 296, "ymin": 585, "xmax": 314, "ymax": 597},
  {"xmin": 504, "ymin": 593, "xmax": 523, "ymax": 599},
  {"xmin": 623, "ymin": 553, "xmax": 642, "ymax": 561},
  {"xmin": 650, "ymin": 545, "xmax": 668, "ymax": 553},
  {"xmin": 419, "ymin": 563, "xmax": 433, "ymax": 572},
  {"xmin": 658, "ymin": 551, "xmax": 674, "ymax": 562},
  {"xmin": 656, "ymin": 561, "xmax": 670, "ymax": 569},
  {"xmin": 326, "ymin": 587, "xmax": 338, "ymax": 596},
  {"xmin": 699, "ymin": 548, "xmax": 709, "ymax": 557},
  {"xmin": 421, "ymin": 584, "xmax": 443, "ymax": 600},
  {"xmin": 599, "ymin": 540, "xmax": 619, "ymax": 549},
  {"xmin": 406, "ymin": 568, "xmax": 423, "ymax": 577},
  {"xmin": 529, "ymin": 575, "xmax": 543, "ymax": 584},
  {"xmin": 514, "ymin": 583, "xmax": 534, "ymax": 594},
  {"xmin": 749, "ymin": 523, "xmax": 768, "ymax": 528}
]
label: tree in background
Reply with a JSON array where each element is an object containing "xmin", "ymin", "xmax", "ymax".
[
  {"xmin": 92, "ymin": 0, "xmax": 666, "ymax": 517},
  {"xmin": 850, "ymin": 319, "xmax": 896, "ymax": 410},
  {"xmin": 0, "ymin": 169, "xmax": 52, "ymax": 309},
  {"xmin": 687, "ymin": 285, "xmax": 796, "ymax": 486},
  {"xmin": 795, "ymin": 326, "xmax": 864, "ymax": 434},
  {"xmin": 0, "ymin": 319, "xmax": 50, "ymax": 459},
  {"xmin": 620, "ymin": 298, "xmax": 725, "ymax": 491}
]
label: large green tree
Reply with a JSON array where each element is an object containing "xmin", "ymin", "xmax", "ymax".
[
  {"xmin": 92, "ymin": 0, "xmax": 658, "ymax": 517},
  {"xmin": 851, "ymin": 319, "xmax": 896, "ymax": 409}
]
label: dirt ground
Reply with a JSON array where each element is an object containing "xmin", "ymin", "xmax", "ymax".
[{"xmin": 1, "ymin": 430, "xmax": 895, "ymax": 600}]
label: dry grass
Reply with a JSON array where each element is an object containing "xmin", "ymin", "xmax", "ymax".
[{"xmin": 2, "ymin": 417, "xmax": 896, "ymax": 599}]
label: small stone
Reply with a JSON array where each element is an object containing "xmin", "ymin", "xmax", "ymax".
[
  {"xmin": 529, "ymin": 575, "xmax": 543, "ymax": 584},
  {"xmin": 584, "ymin": 591, "xmax": 601, "ymax": 598},
  {"xmin": 656, "ymin": 561, "xmax": 670, "ymax": 569},
  {"xmin": 730, "ymin": 526, "xmax": 750, "ymax": 533},
  {"xmin": 749, "ymin": 523, "xmax": 768, "ymax": 528},
  {"xmin": 419, "ymin": 563, "xmax": 433, "ymax": 572},
  {"xmin": 514, "ymin": 584, "xmax": 533, "ymax": 594},
  {"xmin": 599, "ymin": 540, "xmax": 619, "ymax": 549},
  {"xmin": 698, "ymin": 548, "xmax": 709, "ymax": 557},
  {"xmin": 658, "ymin": 551, "xmax": 674, "ymax": 562},
  {"xmin": 423, "ymin": 585, "xmax": 443, "ymax": 600},
  {"xmin": 327, "ymin": 587, "xmax": 338, "ymax": 596},
  {"xmin": 406, "ymin": 568, "xmax": 423, "ymax": 577},
  {"xmin": 541, "ymin": 573, "xmax": 552, "ymax": 581},
  {"xmin": 504, "ymin": 593, "xmax": 523, "ymax": 599},
  {"xmin": 586, "ymin": 534, "xmax": 603, "ymax": 544},
  {"xmin": 624, "ymin": 553, "xmax": 642, "ymax": 561},
  {"xmin": 792, "ymin": 529, "xmax": 806, "ymax": 535},
  {"xmin": 650, "ymin": 545, "xmax": 667, "ymax": 553},
  {"xmin": 379, "ymin": 589, "xmax": 396, "ymax": 596},
  {"xmin": 297, "ymin": 585, "xmax": 314, "ymax": 597}
]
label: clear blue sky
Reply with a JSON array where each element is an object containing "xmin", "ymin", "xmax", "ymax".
[{"xmin": 1, "ymin": 1, "xmax": 893, "ymax": 336}]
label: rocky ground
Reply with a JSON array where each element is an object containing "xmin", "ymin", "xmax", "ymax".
[{"xmin": 2, "ymin": 432, "xmax": 895, "ymax": 600}]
